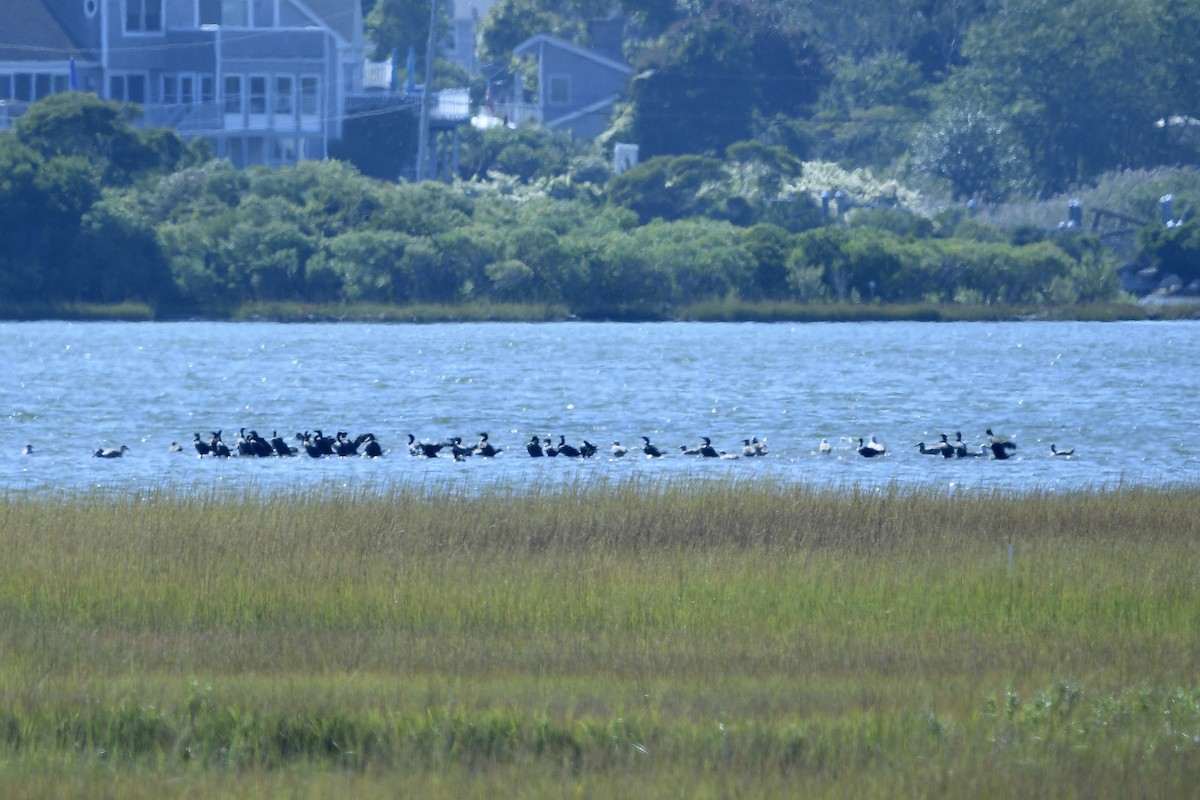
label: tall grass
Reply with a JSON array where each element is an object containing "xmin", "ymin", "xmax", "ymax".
[{"xmin": 1, "ymin": 481, "xmax": 1197, "ymax": 796}]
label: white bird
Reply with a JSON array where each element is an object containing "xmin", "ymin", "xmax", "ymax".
[{"xmin": 818, "ymin": 438, "xmax": 832, "ymax": 455}]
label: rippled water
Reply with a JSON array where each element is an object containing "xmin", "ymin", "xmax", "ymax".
[{"xmin": 2, "ymin": 320, "xmax": 1197, "ymax": 496}]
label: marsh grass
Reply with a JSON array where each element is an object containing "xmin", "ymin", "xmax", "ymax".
[{"xmin": 1, "ymin": 481, "xmax": 1198, "ymax": 796}]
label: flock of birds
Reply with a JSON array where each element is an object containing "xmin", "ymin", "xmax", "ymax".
[{"xmin": 55, "ymin": 426, "xmax": 1076, "ymax": 461}]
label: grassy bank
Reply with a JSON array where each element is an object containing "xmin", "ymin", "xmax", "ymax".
[
  {"xmin": 0, "ymin": 481, "xmax": 1197, "ymax": 797},
  {"xmin": 4, "ymin": 300, "xmax": 1200, "ymax": 324}
]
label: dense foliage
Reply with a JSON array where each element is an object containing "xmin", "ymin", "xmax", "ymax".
[
  {"xmin": 1, "ymin": 93, "xmax": 1143, "ymax": 317},
  {"xmin": 361, "ymin": 0, "xmax": 1200, "ymax": 200}
]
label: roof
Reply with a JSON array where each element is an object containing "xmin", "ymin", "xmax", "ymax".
[
  {"xmin": 513, "ymin": 34, "xmax": 631, "ymax": 76},
  {"xmin": 0, "ymin": 1, "xmax": 85, "ymax": 62},
  {"xmin": 289, "ymin": 0, "xmax": 362, "ymax": 46}
]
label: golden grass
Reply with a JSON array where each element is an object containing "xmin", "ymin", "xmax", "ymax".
[{"xmin": 0, "ymin": 481, "xmax": 1197, "ymax": 797}]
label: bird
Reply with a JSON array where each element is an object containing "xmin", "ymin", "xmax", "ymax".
[
  {"xmin": 526, "ymin": 435, "xmax": 544, "ymax": 457},
  {"xmin": 448, "ymin": 437, "xmax": 474, "ymax": 459},
  {"xmin": 818, "ymin": 438, "xmax": 832, "ymax": 455},
  {"xmin": 270, "ymin": 431, "xmax": 295, "ymax": 456},
  {"xmin": 209, "ymin": 432, "xmax": 231, "ymax": 458},
  {"xmin": 920, "ymin": 434, "xmax": 955, "ymax": 458},
  {"xmin": 611, "ymin": 441, "xmax": 628, "ymax": 458},
  {"xmin": 857, "ymin": 437, "xmax": 885, "ymax": 458},
  {"xmin": 543, "ymin": 437, "xmax": 558, "ymax": 457},
  {"xmin": 235, "ymin": 428, "xmax": 255, "ymax": 457},
  {"xmin": 1050, "ymin": 443, "xmax": 1075, "ymax": 457},
  {"xmin": 987, "ymin": 441, "xmax": 1017, "ymax": 460},
  {"xmin": 556, "ymin": 435, "xmax": 581, "ymax": 458},
  {"xmin": 641, "ymin": 436, "xmax": 664, "ymax": 458},
  {"xmin": 698, "ymin": 437, "xmax": 720, "ymax": 458},
  {"xmin": 951, "ymin": 431, "xmax": 970, "ymax": 457},
  {"xmin": 680, "ymin": 444, "xmax": 702, "ymax": 456},
  {"xmin": 168, "ymin": 441, "xmax": 183, "ymax": 452},
  {"xmin": 742, "ymin": 439, "xmax": 759, "ymax": 457},
  {"xmin": 332, "ymin": 431, "xmax": 363, "ymax": 457},
  {"xmin": 297, "ymin": 432, "xmax": 323, "ymax": 458},
  {"xmin": 361, "ymin": 433, "xmax": 384, "ymax": 458},
  {"xmin": 408, "ymin": 435, "xmax": 443, "ymax": 458},
  {"xmin": 580, "ymin": 440, "xmax": 598, "ymax": 458},
  {"xmin": 311, "ymin": 430, "xmax": 336, "ymax": 456},
  {"xmin": 93, "ymin": 445, "xmax": 129, "ymax": 458},
  {"xmin": 21, "ymin": 444, "xmax": 32, "ymax": 455},
  {"xmin": 474, "ymin": 432, "xmax": 502, "ymax": 457},
  {"xmin": 751, "ymin": 437, "xmax": 768, "ymax": 456}
]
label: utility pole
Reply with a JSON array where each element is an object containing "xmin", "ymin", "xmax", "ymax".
[{"xmin": 415, "ymin": 0, "xmax": 438, "ymax": 181}]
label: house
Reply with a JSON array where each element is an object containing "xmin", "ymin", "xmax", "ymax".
[
  {"xmin": 0, "ymin": 0, "xmax": 367, "ymax": 167},
  {"xmin": 445, "ymin": 0, "xmax": 498, "ymax": 77},
  {"xmin": 504, "ymin": 33, "xmax": 630, "ymax": 140}
]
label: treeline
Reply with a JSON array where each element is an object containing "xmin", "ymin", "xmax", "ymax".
[{"xmin": 3, "ymin": 93, "xmax": 1196, "ymax": 319}]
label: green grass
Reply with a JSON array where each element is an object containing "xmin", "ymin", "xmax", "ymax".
[{"xmin": 1, "ymin": 481, "xmax": 1198, "ymax": 797}]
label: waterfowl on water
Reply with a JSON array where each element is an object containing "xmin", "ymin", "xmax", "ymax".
[
  {"xmin": 818, "ymin": 438, "xmax": 832, "ymax": 455},
  {"xmin": 742, "ymin": 439, "xmax": 759, "ymax": 457},
  {"xmin": 270, "ymin": 431, "xmax": 295, "ymax": 456},
  {"xmin": 1050, "ymin": 443, "xmax": 1075, "ymax": 457},
  {"xmin": 168, "ymin": 441, "xmax": 183, "ymax": 452},
  {"xmin": 448, "ymin": 437, "xmax": 474, "ymax": 459},
  {"xmin": 580, "ymin": 440, "xmax": 598, "ymax": 458},
  {"xmin": 556, "ymin": 435, "xmax": 581, "ymax": 458},
  {"xmin": 474, "ymin": 432, "xmax": 502, "ymax": 457},
  {"xmin": 641, "ymin": 436, "xmax": 664, "ymax": 458},
  {"xmin": 408, "ymin": 434, "xmax": 443, "ymax": 458},
  {"xmin": 526, "ymin": 435, "xmax": 544, "ymax": 457},
  {"xmin": 21, "ymin": 444, "xmax": 32, "ymax": 455},
  {"xmin": 698, "ymin": 437, "xmax": 720, "ymax": 458},
  {"xmin": 93, "ymin": 445, "xmax": 129, "ymax": 458},
  {"xmin": 917, "ymin": 440, "xmax": 954, "ymax": 458},
  {"xmin": 987, "ymin": 441, "xmax": 1017, "ymax": 460},
  {"xmin": 952, "ymin": 431, "xmax": 970, "ymax": 457},
  {"xmin": 611, "ymin": 441, "xmax": 628, "ymax": 458},
  {"xmin": 543, "ymin": 437, "xmax": 558, "ymax": 457},
  {"xmin": 361, "ymin": 433, "xmax": 384, "ymax": 458},
  {"xmin": 857, "ymin": 437, "xmax": 886, "ymax": 458}
]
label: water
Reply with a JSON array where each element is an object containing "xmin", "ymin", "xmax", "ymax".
[{"xmin": 2, "ymin": 320, "xmax": 1197, "ymax": 496}]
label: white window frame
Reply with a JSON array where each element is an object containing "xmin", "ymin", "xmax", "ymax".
[{"xmin": 124, "ymin": 0, "xmax": 164, "ymax": 34}]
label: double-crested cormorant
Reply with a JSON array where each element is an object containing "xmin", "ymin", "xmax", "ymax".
[
  {"xmin": 362, "ymin": 433, "xmax": 384, "ymax": 458},
  {"xmin": 93, "ymin": 445, "xmax": 129, "ymax": 458},
  {"xmin": 408, "ymin": 435, "xmax": 443, "ymax": 458},
  {"xmin": 526, "ymin": 435, "xmax": 544, "ymax": 457},
  {"xmin": 1050, "ymin": 443, "xmax": 1074, "ymax": 457},
  {"xmin": 474, "ymin": 432, "xmax": 502, "ymax": 457},
  {"xmin": 641, "ymin": 436, "xmax": 663, "ymax": 458},
  {"xmin": 698, "ymin": 436, "xmax": 720, "ymax": 458},
  {"xmin": 556, "ymin": 435, "xmax": 581, "ymax": 458}
]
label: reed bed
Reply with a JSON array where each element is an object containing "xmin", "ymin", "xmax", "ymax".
[{"xmin": 0, "ymin": 480, "xmax": 1197, "ymax": 797}]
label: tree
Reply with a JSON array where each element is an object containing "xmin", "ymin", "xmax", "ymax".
[
  {"xmin": 910, "ymin": 104, "xmax": 1029, "ymax": 202},
  {"xmin": 478, "ymin": 0, "xmax": 580, "ymax": 65},
  {"xmin": 630, "ymin": 0, "xmax": 826, "ymax": 158}
]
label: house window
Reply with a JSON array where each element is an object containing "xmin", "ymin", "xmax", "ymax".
[
  {"xmin": 199, "ymin": 0, "xmax": 220, "ymax": 25},
  {"xmin": 548, "ymin": 74, "xmax": 570, "ymax": 106},
  {"xmin": 299, "ymin": 76, "xmax": 318, "ymax": 115},
  {"xmin": 200, "ymin": 75, "xmax": 215, "ymax": 104},
  {"xmin": 0, "ymin": 75, "xmax": 11, "ymax": 100},
  {"xmin": 125, "ymin": 0, "xmax": 163, "ymax": 32},
  {"xmin": 14, "ymin": 74, "xmax": 33, "ymax": 101},
  {"xmin": 163, "ymin": 75, "xmax": 178, "ymax": 104},
  {"xmin": 109, "ymin": 73, "xmax": 147, "ymax": 104},
  {"xmin": 223, "ymin": 75, "xmax": 242, "ymax": 113},
  {"xmin": 274, "ymin": 75, "xmax": 293, "ymax": 116},
  {"xmin": 222, "ymin": 0, "xmax": 248, "ymax": 26},
  {"xmin": 252, "ymin": 0, "xmax": 274, "ymax": 27},
  {"xmin": 181, "ymin": 75, "xmax": 195, "ymax": 105},
  {"xmin": 248, "ymin": 76, "xmax": 267, "ymax": 115}
]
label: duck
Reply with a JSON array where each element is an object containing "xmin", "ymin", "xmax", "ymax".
[
  {"xmin": 818, "ymin": 438, "xmax": 832, "ymax": 455},
  {"xmin": 297, "ymin": 432, "xmax": 324, "ymax": 459},
  {"xmin": 641, "ymin": 436, "xmax": 664, "ymax": 458},
  {"xmin": 361, "ymin": 433, "xmax": 384, "ymax": 458},
  {"xmin": 408, "ymin": 434, "xmax": 443, "ymax": 458},
  {"xmin": 526, "ymin": 435, "xmax": 544, "ymax": 457},
  {"xmin": 209, "ymin": 432, "xmax": 231, "ymax": 458},
  {"xmin": 93, "ymin": 445, "xmax": 129, "ymax": 458},
  {"xmin": 987, "ymin": 440, "xmax": 1017, "ymax": 460},
  {"xmin": 168, "ymin": 441, "xmax": 183, "ymax": 453},
  {"xmin": 474, "ymin": 432, "xmax": 502, "ymax": 458},
  {"xmin": 1050, "ymin": 443, "xmax": 1075, "ymax": 457},
  {"xmin": 751, "ymin": 437, "xmax": 768, "ymax": 456},
  {"xmin": 21, "ymin": 443, "xmax": 33, "ymax": 455},
  {"xmin": 448, "ymin": 437, "xmax": 474, "ymax": 459},
  {"xmin": 611, "ymin": 441, "xmax": 628, "ymax": 458},
  {"xmin": 742, "ymin": 439, "xmax": 759, "ymax": 457},
  {"xmin": 857, "ymin": 437, "xmax": 885, "ymax": 458},
  {"xmin": 270, "ymin": 431, "xmax": 295, "ymax": 456},
  {"xmin": 917, "ymin": 435, "xmax": 955, "ymax": 458}
]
